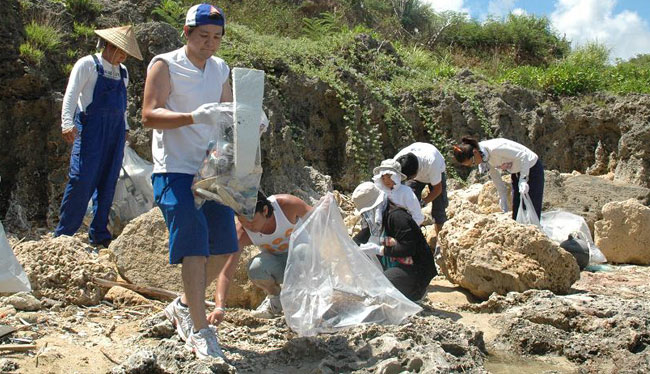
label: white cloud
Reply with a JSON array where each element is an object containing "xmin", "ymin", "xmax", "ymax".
[
  {"xmin": 420, "ymin": 0, "xmax": 471, "ymax": 15},
  {"xmin": 511, "ymin": 8, "xmax": 527, "ymax": 16},
  {"xmin": 488, "ymin": 0, "xmax": 516, "ymax": 17},
  {"xmin": 551, "ymin": 0, "xmax": 650, "ymax": 60}
]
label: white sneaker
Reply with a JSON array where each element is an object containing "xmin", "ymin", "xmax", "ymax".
[
  {"xmin": 164, "ymin": 297, "xmax": 193, "ymax": 341},
  {"xmin": 186, "ymin": 327, "xmax": 225, "ymax": 360},
  {"xmin": 251, "ymin": 295, "xmax": 283, "ymax": 319}
]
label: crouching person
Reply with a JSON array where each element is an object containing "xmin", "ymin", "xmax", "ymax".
[
  {"xmin": 352, "ymin": 182, "xmax": 436, "ymax": 301},
  {"xmin": 237, "ymin": 192, "xmax": 312, "ymax": 318}
]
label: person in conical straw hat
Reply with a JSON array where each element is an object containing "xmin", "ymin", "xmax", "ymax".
[{"xmin": 55, "ymin": 25, "xmax": 142, "ymax": 248}]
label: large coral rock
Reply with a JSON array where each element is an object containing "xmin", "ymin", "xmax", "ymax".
[
  {"xmin": 110, "ymin": 208, "xmax": 264, "ymax": 308},
  {"xmin": 438, "ymin": 210, "xmax": 580, "ymax": 299},
  {"xmin": 13, "ymin": 236, "xmax": 116, "ymax": 305},
  {"xmin": 543, "ymin": 171, "xmax": 650, "ymax": 230},
  {"xmin": 594, "ymin": 199, "xmax": 650, "ymax": 265}
]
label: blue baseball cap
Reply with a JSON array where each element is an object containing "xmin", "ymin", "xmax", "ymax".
[{"xmin": 185, "ymin": 4, "xmax": 226, "ymax": 33}]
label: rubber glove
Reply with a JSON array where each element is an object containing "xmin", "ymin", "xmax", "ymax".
[
  {"xmin": 360, "ymin": 243, "xmax": 384, "ymax": 256},
  {"xmin": 191, "ymin": 103, "xmax": 222, "ymax": 125},
  {"xmin": 518, "ymin": 181, "xmax": 529, "ymax": 195}
]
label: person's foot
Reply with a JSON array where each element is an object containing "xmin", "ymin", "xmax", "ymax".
[
  {"xmin": 164, "ymin": 297, "xmax": 193, "ymax": 341},
  {"xmin": 185, "ymin": 327, "xmax": 225, "ymax": 360},
  {"xmin": 251, "ymin": 295, "xmax": 283, "ymax": 319}
]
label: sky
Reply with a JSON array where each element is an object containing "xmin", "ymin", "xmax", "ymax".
[{"xmin": 419, "ymin": 0, "xmax": 650, "ymax": 61}]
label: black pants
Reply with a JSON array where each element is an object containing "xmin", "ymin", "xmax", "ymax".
[
  {"xmin": 511, "ymin": 160, "xmax": 544, "ymax": 221},
  {"xmin": 406, "ymin": 172, "xmax": 448, "ymax": 224},
  {"xmin": 384, "ymin": 266, "xmax": 427, "ymax": 301}
]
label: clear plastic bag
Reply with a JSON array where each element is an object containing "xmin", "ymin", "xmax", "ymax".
[
  {"xmin": 191, "ymin": 104, "xmax": 263, "ymax": 219},
  {"xmin": 516, "ymin": 192, "xmax": 540, "ymax": 227},
  {"xmin": 281, "ymin": 193, "xmax": 422, "ymax": 337},
  {"xmin": 541, "ymin": 210, "xmax": 607, "ymax": 265},
  {"xmin": 192, "ymin": 68, "xmax": 265, "ymax": 220},
  {"xmin": 0, "ymin": 220, "xmax": 31, "ymax": 293}
]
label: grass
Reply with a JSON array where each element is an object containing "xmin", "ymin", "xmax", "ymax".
[{"xmin": 19, "ymin": 42, "xmax": 44, "ymax": 65}]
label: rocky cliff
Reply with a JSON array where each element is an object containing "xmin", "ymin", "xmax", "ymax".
[{"xmin": 2, "ymin": 0, "xmax": 649, "ymax": 232}]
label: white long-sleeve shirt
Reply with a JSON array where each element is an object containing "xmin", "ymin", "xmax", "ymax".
[
  {"xmin": 479, "ymin": 138, "xmax": 539, "ymax": 207},
  {"xmin": 373, "ymin": 172, "xmax": 424, "ymax": 226},
  {"xmin": 394, "ymin": 142, "xmax": 446, "ymax": 185},
  {"xmin": 61, "ymin": 53, "xmax": 129, "ymax": 130}
]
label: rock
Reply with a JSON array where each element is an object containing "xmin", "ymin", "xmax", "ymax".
[
  {"xmin": 438, "ymin": 210, "xmax": 580, "ymax": 299},
  {"xmin": 473, "ymin": 289, "xmax": 650, "ymax": 371},
  {"xmin": 0, "ymin": 359, "xmax": 18, "ymax": 372},
  {"xmin": 3, "ymin": 292, "xmax": 41, "ymax": 311},
  {"xmin": 424, "ymin": 225, "xmax": 437, "ymax": 250},
  {"xmin": 615, "ymin": 121, "xmax": 650, "ymax": 188},
  {"xmin": 477, "ymin": 178, "xmax": 512, "ymax": 214},
  {"xmin": 140, "ymin": 313, "xmax": 175, "ymax": 339},
  {"xmin": 449, "ymin": 183, "xmax": 483, "ymax": 204},
  {"xmin": 110, "ymin": 208, "xmax": 265, "ymax": 308},
  {"xmin": 543, "ymin": 171, "xmax": 650, "ymax": 231},
  {"xmin": 0, "ymin": 305, "xmax": 16, "ymax": 318},
  {"xmin": 104, "ymin": 286, "xmax": 149, "ymax": 306},
  {"xmin": 13, "ymin": 235, "xmax": 117, "ymax": 305},
  {"xmin": 14, "ymin": 311, "xmax": 39, "ymax": 324},
  {"xmin": 594, "ymin": 199, "xmax": 650, "ymax": 265},
  {"xmin": 374, "ymin": 358, "xmax": 403, "ymax": 374},
  {"xmin": 111, "ymin": 340, "xmax": 236, "ymax": 374}
]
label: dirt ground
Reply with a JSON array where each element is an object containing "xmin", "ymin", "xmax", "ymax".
[{"xmin": 2, "ymin": 263, "xmax": 648, "ymax": 374}]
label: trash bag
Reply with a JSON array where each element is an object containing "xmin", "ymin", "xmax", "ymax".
[
  {"xmin": 516, "ymin": 192, "xmax": 540, "ymax": 227},
  {"xmin": 281, "ymin": 193, "xmax": 422, "ymax": 337},
  {"xmin": 541, "ymin": 210, "xmax": 607, "ymax": 265},
  {"xmin": 0, "ymin": 220, "xmax": 31, "ymax": 293},
  {"xmin": 83, "ymin": 145, "xmax": 154, "ymax": 234},
  {"xmin": 560, "ymin": 234, "xmax": 590, "ymax": 270},
  {"xmin": 192, "ymin": 68, "xmax": 265, "ymax": 220}
]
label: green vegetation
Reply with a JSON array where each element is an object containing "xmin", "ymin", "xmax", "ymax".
[
  {"xmin": 152, "ymin": 0, "xmax": 189, "ymax": 29},
  {"xmin": 20, "ymin": 21, "xmax": 61, "ymax": 66},
  {"xmin": 19, "ymin": 42, "xmax": 44, "ymax": 65},
  {"xmin": 65, "ymin": 0, "xmax": 102, "ymax": 20},
  {"xmin": 73, "ymin": 22, "xmax": 95, "ymax": 38}
]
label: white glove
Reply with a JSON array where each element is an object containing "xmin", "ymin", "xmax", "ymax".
[
  {"xmin": 518, "ymin": 181, "xmax": 529, "ymax": 195},
  {"xmin": 360, "ymin": 243, "xmax": 383, "ymax": 256},
  {"xmin": 191, "ymin": 103, "xmax": 223, "ymax": 125},
  {"xmin": 499, "ymin": 198, "xmax": 508, "ymax": 212}
]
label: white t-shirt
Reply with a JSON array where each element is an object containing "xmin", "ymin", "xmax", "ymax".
[
  {"xmin": 148, "ymin": 47, "xmax": 230, "ymax": 174},
  {"xmin": 61, "ymin": 53, "xmax": 129, "ymax": 130},
  {"xmin": 394, "ymin": 142, "xmax": 446, "ymax": 185}
]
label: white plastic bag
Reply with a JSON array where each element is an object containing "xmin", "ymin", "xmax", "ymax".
[
  {"xmin": 541, "ymin": 210, "xmax": 607, "ymax": 265},
  {"xmin": 516, "ymin": 192, "xmax": 540, "ymax": 227},
  {"xmin": 110, "ymin": 146, "xmax": 154, "ymax": 227},
  {"xmin": 281, "ymin": 193, "xmax": 422, "ymax": 337},
  {"xmin": 83, "ymin": 145, "xmax": 154, "ymax": 233},
  {"xmin": 0, "ymin": 220, "xmax": 31, "ymax": 293}
]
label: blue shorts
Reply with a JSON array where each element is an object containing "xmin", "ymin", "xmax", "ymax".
[{"xmin": 153, "ymin": 173, "xmax": 238, "ymax": 265}]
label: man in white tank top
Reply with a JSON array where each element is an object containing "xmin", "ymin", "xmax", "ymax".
[
  {"xmin": 141, "ymin": 3, "xmax": 235, "ymax": 360},
  {"xmin": 236, "ymin": 192, "xmax": 312, "ymax": 318}
]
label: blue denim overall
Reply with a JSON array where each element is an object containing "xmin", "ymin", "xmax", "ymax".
[{"xmin": 55, "ymin": 55, "xmax": 126, "ymax": 245}]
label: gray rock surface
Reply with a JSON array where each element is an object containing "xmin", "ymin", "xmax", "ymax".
[{"xmin": 2, "ymin": 292, "xmax": 41, "ymax": 311}]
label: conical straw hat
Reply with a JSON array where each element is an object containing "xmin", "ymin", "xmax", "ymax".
[{"xmin": 95, "ymin": 25, "xmax": 143, "ymax": 60}]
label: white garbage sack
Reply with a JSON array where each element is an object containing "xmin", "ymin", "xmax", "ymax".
[
  {"xmin": 281, "ymin": 193, "xmax": 422, "ymax": 337},
  {"xmin": 0, "ymin": 220, "xmax": 31, "ymax": 293},
  {"xmin": 83, "ymin": 145, "xmax": 154, "ymax": 233},
  {"xmin": 516, "ymin": 192, "xmax": 540, "ymax": 227},
  {"xmin": 541, "ymin": 210, "xmax": 607, "ymax": 265}
]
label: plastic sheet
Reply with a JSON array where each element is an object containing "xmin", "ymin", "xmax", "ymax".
[
  {"xmin": 281, "ymin": 193, "xmax": 422, "ymax": 337},
  {"xmin": 541, "ymin": 210, "xmax": 607, "ymax": 265},
  {"xmin": 0, "ymin": 220, "xmax": 31, "ymax": 293},
  {"xmin": 515, "ymin": 192, "xmax": 540, "ymax": 227}
]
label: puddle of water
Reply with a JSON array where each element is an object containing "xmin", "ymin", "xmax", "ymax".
[{"xmin": 484, "ymin": 351, "xmax": 578, "ymax": 374}]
